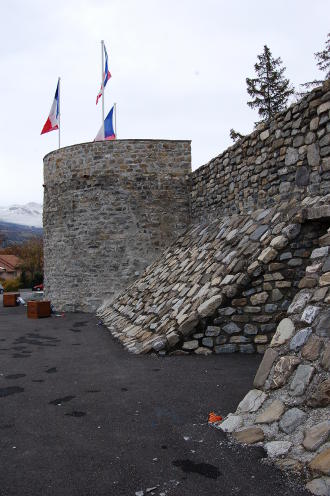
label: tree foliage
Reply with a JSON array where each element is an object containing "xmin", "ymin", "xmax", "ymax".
[
  {"xmin": 0, "ymin": 237, "xmax": 43, "ymax": 287},
  {"xmin": 229, "ymin": 128, "xmax": 245, "ymax": 143},
  {"xmin": 297, "ymin": 33, "xmax": 330, "ymax": 97},
  {"xmin": 315, "ymin": 33, "xmax": 330, "ymax": 78},
  {"xmin": 2, "ymin": 277, "xmax": 21, "ymax": 292},
  {"xmin": 246, "ymin": 45, "xmax": 294, "ymax": 122}
]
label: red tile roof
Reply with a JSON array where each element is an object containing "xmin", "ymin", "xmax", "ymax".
[{"xmin": 0, "ymin": 255, "xmax": 22, "ymax": 272}]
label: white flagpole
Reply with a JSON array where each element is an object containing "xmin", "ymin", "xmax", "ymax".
[
  {"xmin": 101, "ymin": 40, "xmax": 105, "ymax": 140},
  {"xmin": 114, "ymin": 102, "xmax": 117, "ymax": 138},
  {"xmin": 58, "ymin": 77, "xmax": 61, "ymax": 149}
]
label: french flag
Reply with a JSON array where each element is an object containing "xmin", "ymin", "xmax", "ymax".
[
  {"xmin": 94, "ymin": 106, "xmax": 116, "ymax": 141},
  {"xmin": 96, "ymin": 44, "xmax": 112, "ymax": 105},
  {"xmin": 41, "ymin": 80, "xmax": 60, "ymax": 135}
]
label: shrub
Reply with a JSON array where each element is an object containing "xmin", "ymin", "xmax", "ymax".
[{"xmin": 3, "ymin": 278, "xmax": 21, "ymax": 292}]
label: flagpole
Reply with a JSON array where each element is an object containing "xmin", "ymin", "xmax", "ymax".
[
  {"xmin": 114, "ymin": 102, "xmax": 117, "ymax": 138},
  {"xmin": 58, "ymin": 77, "xmax": 61, "ymax": 149},
  {"xmin": 101, "ymin": 40, "xmax": 105, "ymax": 140}
]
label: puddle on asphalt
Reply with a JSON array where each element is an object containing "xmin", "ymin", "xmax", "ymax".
[
  {"xmin": 5, "ymin": 374, "xmax": 26, "ymax": 380},
  {"xmin": 49, "ymin": 395, "xmax": 75, "ymax": 405},
  {"xmin": 0, "ymin": 386, "xmax": 24, "ymax": 397},
  {"xmin": 65, "ymin": 411, "xmax": 86, "ymax": 417},
  {"xmin": 69, "ymin": 328, "xmax": 81, "ymax": 333},
  {"xmin": 0, "ymin": 423, "xmax": 15, "ymax": 429},
  {"xmin": 32, "ymin": 379, "xmax": 44, "ymax": 383},
  {"xmin": 14, "ymin": 339, "xmax": 56, "ymax": 347},
  {"xmin": 121, "ymin": 387, "xmax": 128, "ymax": 392},
  {"xmin": 13, "ymin": 333, "xmax": 60, "ymax": 348},
  {"xmin": 152, "ymin": 368, "xmax": 160, "ymax": 372},
  {"xmin": 12, "ymin": 353, "xmax": 31, "ymax": 358},
  {"xmin": 73, "ymin": 321, "xmax": 88, "ymax": 327},
  {"xmin": 45, "ymin": 367, "xmax": 57, "ymax": 374},
  {"xmin": 161, "ymin": 445, "xmax": 168, "ymax": 449},
  {"xmin": 172, "ymin": 460, "xmax": 221, "ymax": 479},
  {"xmin": 29, "ymin": 333, "xmax": 58, "ymax": 341}
]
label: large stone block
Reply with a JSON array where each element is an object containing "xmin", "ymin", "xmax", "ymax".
[
  {"xmin": 303, "ymin": 421, "xmax": 330, "ymax": 451},
  {"xmin": 279, "ymin": 408, "xmax": 306, "ymax": 434},
  {"xmin": 237, "ymin": 389, "xmax": 267, "ymax": 413},
  {"xmin": 290, "ymin": 327, "xmax": 312, "ymax": 351},
  {"xmin": 253, "ymin": 348, "xmax": 278, "ymax": 388},
  {"xmin": 270, "ymin": 318, "xmax": 295, "ymax": 346},
  {"xmin": 271, "ymin": 356, "xmax": 300, "ymax": 389},
  {"xmin": 290, "ymin": 364, "xmax": 314, "ymax": 396},
  {"xmin": 309, "ymin": 448, "xmax": 330, "ymax": 475},
  {"xmin": 302, "ymin": 335, "xmax": 322, "ymax": 361},
  {"xmin": 255, "ymin": 399, "xmax": 285, "ymax": 424},
  {"xmin": 265, "ymin": 441, "xmax": 292, "ymax": 458},
  {"xmin": 316, "ymin": 310, "xmax": 330, "ymax": 338},
  {"xmin": 233, "ymin": 427, "xmax": 264, "ymax": 444},
  {"xmin": 307, "ymin": 379, "xmax": 330, "ymax": 408},
  {"xmin": 197, "ymin": 295, "xmax": 223, "ymax": 317}
]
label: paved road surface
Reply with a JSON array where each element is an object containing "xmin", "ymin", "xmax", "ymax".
[{"xmin": 0, "ymin": 304, "xmax": 309, "ymax": 496}]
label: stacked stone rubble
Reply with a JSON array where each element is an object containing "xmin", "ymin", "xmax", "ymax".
[
  {"xmin": 218, "ymin": 235, "xmax": 330, "ymax": 494},
  {"xmin": 97, "ymin": 196, "xmax": 330, "ymax": 357}
]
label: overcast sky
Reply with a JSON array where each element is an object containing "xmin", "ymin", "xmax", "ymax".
[{"xmin": 0, "ymin": 0, "xmax": 329, "ymax": 206}]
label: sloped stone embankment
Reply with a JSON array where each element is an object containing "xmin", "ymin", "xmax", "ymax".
[
  {"xmin": 218, "ymin": 231, "xmax": 330, "ymax": 494},
  {"xmin": 97, "ymin": 82, "xmax": 330, "ymax": 493},
  {"xmin": 97, "ymin": 196, "xmax": 329, "ymax": 357}
]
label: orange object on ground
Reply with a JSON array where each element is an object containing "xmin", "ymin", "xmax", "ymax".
[{"xmin": 208, "ymin": 412, "xmax": 223, "ymax": 423}]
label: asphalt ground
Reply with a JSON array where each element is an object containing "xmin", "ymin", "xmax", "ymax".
[{"xmin": 0, "ymin": 301, "xmax": 310, "ymax": 496}]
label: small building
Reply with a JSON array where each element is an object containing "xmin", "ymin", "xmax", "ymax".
[{"xmin": 0, "ymin": 255, "xmax": 22, "ymax": 280}]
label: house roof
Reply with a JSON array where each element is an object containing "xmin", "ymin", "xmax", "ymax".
[{"xmin": 0, "ymin": 255, "xmax": 22, "ymax": 272}]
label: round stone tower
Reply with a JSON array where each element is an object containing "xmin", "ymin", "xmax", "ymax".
[{"xmin": 43, "ymin": 139, "xmax": 191, "ymax": 312}]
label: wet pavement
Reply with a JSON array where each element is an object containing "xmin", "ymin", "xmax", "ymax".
[{"xmin": 0, "ymin": 303, "xmax": 310, "ymax": 496}]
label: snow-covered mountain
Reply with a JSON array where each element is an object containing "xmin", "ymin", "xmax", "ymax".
[{"xmin": 0, "ymin": 202, "xmax": 43, "ymax": 227}]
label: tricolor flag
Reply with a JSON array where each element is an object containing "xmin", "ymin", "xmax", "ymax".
[
  {"xmin": 41, "ymin": 80, "xmax": 60, "ymax": 135},
  {"xmin": 94, "ymin": 106, "xmax": 116, "ymax": 141},
  {"xmin": 96, "ymin": 43, "xmax": 111, "ymax": 105}
]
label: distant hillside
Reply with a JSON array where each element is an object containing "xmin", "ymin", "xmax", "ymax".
[
  {"xmin": 0, "ymin": 221, "xmax": 43, "ymax": 247},
  {"xmin": 0, "ymin": 202, "xmax": 42, "ymax": 227}
]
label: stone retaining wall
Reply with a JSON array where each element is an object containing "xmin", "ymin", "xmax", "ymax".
[
  {"xmin": 180, "ymin": 221, "xmax": 328, "ymax": 356},
  {"xmin": 191, "ymin": 81, "xmax": 330, "ymax": 222},
  {"xmin": 217, "ymin": 231, "xmax": 330, "ymax": 494},
  {"xmin": 43, "ymin": 140, "xmax": 191, "ymax": 311}
]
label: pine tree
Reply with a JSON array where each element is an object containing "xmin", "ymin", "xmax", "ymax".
[
  {"xmin": 299, "ymin": 33, "xmax": 330, "ymax": 93},
  {"xmin": 229, "ymin": 128, "xmax": 245, "ymax": 143},
  {"xmin": 315, "ymin": 33, "xmax": 330, "ymax": 78},
  {"xmin": 246, "ymin": 45, "xmax": 294, "ymax": 122}
]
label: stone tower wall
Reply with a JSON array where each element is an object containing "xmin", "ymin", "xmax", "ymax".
[{"xmin": 43, "ymin": 139, "xmax": 191, "ymax": 311}]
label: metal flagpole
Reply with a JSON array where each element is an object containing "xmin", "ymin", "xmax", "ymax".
[
  {"xmin": 58, "ymin": 77, "xmax": 61, "ymax": 149},
  {"xmin": 101, "ymin": 40, "xmax": 105, "ymax": 140},
  {"xmin": 114, "ymin": 102, "xmax": 117, "ymax": 138}
]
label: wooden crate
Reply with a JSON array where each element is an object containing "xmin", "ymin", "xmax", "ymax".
[
  {"xmin": 3, "ymin": 293, "xmax": 20, "ymax": 307},
  {"xmin": 27, "ymin": 300, "xmax": 51, "ymax": 319}
]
